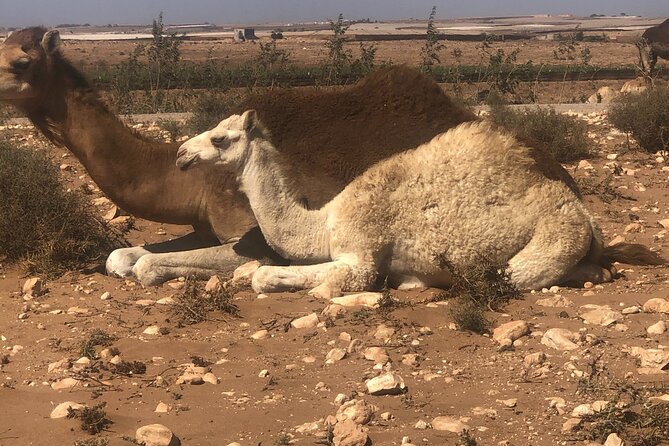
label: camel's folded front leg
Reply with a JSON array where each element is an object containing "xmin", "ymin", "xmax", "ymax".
[
  {"xmin": 251, "ymin": 256, "xmax": 377, "ymax": 298},
  {"xmin": 131, "ymin": 242, "xmax": 260, "ymax": 286}
]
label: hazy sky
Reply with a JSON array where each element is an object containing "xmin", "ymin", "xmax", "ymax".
[{"xmin": 0, "ymin": 0, "xmax": 667, "ymax": 28}]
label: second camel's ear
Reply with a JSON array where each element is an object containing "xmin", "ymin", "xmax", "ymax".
[
  {"xmin": 241, "ymin": 109, "xmax": 258, "ymax": 132},
  {"xmin": 41, "ymin": 30, "xmax": 61, "ymax": 54}
]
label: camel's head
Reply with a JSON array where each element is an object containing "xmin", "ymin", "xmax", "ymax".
[
  {"xmin": 177, "ymin": 110, "xmax": 259, "ymax": 171},
  {"xmin": 0, "ymin": 27, "xmax": 61, "ymax": 104}
]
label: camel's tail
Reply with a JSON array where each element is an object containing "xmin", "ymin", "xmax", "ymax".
[{"xmin": 600, "ymin": 243, "xmax": 666, "ymax": 267}]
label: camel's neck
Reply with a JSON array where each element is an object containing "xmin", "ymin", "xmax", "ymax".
[
  {"xmin": 24, "ymin": 61, "xmax": 207, "ymax": 226},
  {"xmin": 237, "ymin": 139, "xmax": 330, "ymax": 261}
]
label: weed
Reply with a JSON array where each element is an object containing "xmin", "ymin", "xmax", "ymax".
[
  {"xmin": 351, "ymin": 308, "xmax": 371, "ymax": 321},
  {"xmin": 0, "ymin": 142, "xmax": 123, "ymax": 277},
  {"xmin": 274, "ymin": 433, "xmax": 292, "ymax": 445},
  {"xmin": 68, "ymin": 403, "xmax": 112, "ymax": 435},
  {"xmin": 324, "ymin": 14, "xmax": 352, "ymax": 85},
  {"xmin": 186, "ymin": 90, "xmax": 240, "ymax": 134},
  {"xmin": 488, "ymin": 103, "xmax": 592, "ymax": 163},
  {"xmin": 170, "ymin": 277, "xmax": 240, "ymax": 326},
  {"xmin": 576, "ymin": 174, "xmax": 629, "ymax": 203},
  {"xmin": 79, "ymin": 330, "xmax": 117, "ymax": 360},
  {"xmin": 419, "ymin": 6, "xmax": 444, "ymax": 73},
  {"xmin": 74, "ymin": 438, "xmax": 109, "ymax": 446},
  {"xmin": 609, "ymin": 87, "xmax": 669, "ymax": 153},
  {"xmin": 190, "ymin": 356, "xmax": 211, "ymax": 367},
  {"xmin": 111, "ymin": 360, "xmax": 147, "ymax": 376},
  {"xmin": 449, "ymin": 296, "xmax": 489, "ymax": 333},
  {"xmin": 158, "ymin": 119, "xmax": 182, "ymax": 142},
  {"xmin": 456, "ymin": 430, "xmax": 478, "ymax": 446}
]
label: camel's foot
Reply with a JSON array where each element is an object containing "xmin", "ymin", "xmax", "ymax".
[
  {"xmin": 308, "ymin": 283, "xmax": 342, "ymax": 299},
  {"xmin": 559, "ymin": 262, "xmax": 615, "ymax": 288},
  {"xmin": 106, "ymin": 246, "xmax": 151, "ymax": 278}
]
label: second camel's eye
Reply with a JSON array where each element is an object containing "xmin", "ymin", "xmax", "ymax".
[{"xmin": 210, "ymin": 136, "xmax": 226, "ymax": 146}]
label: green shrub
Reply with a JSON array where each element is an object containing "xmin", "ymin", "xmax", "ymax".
[
  {"xmin": 186, "ymin": 90, "xmax": 239, "ymax": 134},
  {"xmin": 488, "ymin": 103, "xmax": 592, "ymax": 163},
  {"xmin": 0, "ymin": 142, "xmax": 121, "ymax": 277},
  {"xmin": 608, "ymin": 88, "xmax": 669, "ymax": 153}
]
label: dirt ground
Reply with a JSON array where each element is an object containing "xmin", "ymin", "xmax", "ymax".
[{"xmin": 1, "ymin": 95, "xmax": 669, "ymax": 446}]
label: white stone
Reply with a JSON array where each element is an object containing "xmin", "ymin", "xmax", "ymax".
[
  {"xmin": 332, "ymin": 418, "xmax": 369, "ymax": 446},
  {"xmin": 541, "ymin": 328, "xmax": 580, "ymax": 351},
  {"xmin": 604, "ymin": 433, "xmax": 625, "ymax": 446},
  {"xmin": 22, "ymin": 277, "xmax": 45, "ymax": 296},
  {"xmin": 251, "ymin": 329, "xmax": 269, "ymax": 340},
  {"xmin": 535, "ymin": 295, "xmax": 573, "ymax": 307},
  {"xmin": 431, "ymin": 416, "xmax": 470, "ymax": 433},
  {"xmin": 143, "ymin": 325, "xmax": 161, "ymax": 335},
  {"xmin": 336, "ymin": 399, "xmax": 377, "ymax": 425},
  {"xmin": 492, "ymin": 320, "xmax": 530, "ymax": 344},
  {"xmin": 331, "ymin": 292, "xmax": 383, "ymax": 308},
  {"xmin": 363, "ymin": 347, "xmax": 389, "ymax": 364},
  {"xmin": 373, "ymin": 324, "xmax": 395, "ymax": 342},
  {"xmin": 135, "ymin": 424, "xmax": 180, "ymax": 446},
  {"xmin": 326, "ymin": 348, "xmax": 347, "ymax": 364},
  {"xmin": 50, "ymin": 378, "xmax": 82, "ymax": 390},
  {"xmin": 579, "ymin": 306, "xmax": 622, "ymax": 326},
  {"xmin": 291, "ymin": 313, "xmax": 320, "ymax": 329},
  {"xmin": 647, "ymin": 320, "xmax": 667, "ymax": 335},
  {"xmin": 50, "ymin": 401, "xmax": 85, "ymax": 419},
  {"xmin": 366, "ymin": 372, "xmax": 406, "ymax": 396},
  {"xmin": 643, "ymin": 298, "xmax": 669, "ymax": 314},
  {"xmin": 232, "ymin": 260, "xmax": 261, "ymax": 283}
]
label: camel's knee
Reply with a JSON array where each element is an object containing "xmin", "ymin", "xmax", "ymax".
[
  {"xmin": 106, "ymin": 247, "xmax": 150, "ymax": 278},
  {"xmin": 131, "ymin": 254, "xmax": 166, "ymax": 287}
]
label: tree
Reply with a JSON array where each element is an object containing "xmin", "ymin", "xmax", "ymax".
[{"xmin": 419, "ymin": 6, "xmax": 444, "ymax": 73}]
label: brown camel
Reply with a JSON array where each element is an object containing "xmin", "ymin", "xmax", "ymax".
[
  {"xmin": 637, "ymin": 18, "xmax": 669, "ymax": 79},
  {"xmin": 0, "ymin": 27, "xmax": 478, "ymax": 285}
]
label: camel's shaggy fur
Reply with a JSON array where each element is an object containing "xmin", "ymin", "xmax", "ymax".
[
  {"xmin": 177, "ymin": 111, "xmax": 659, "ymax": 296},
  {"xmin": 637, "ymin": 18, "xmax": 669, "ymax": 78}
]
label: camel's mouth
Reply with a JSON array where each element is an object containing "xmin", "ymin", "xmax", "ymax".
[{"xmin": 176, "ymin": 154, "xmax": 198, "ymax": 171}]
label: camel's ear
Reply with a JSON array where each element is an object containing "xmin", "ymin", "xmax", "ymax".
[
  {"xmin": 41, "ymin": 30, "xmax": 61, "ymax": 54},
  {"xmin": 241, "ymin": 110, "xmax": 258, "ymax": 132}
]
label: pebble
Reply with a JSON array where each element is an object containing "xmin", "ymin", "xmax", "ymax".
[
  {"xmin": 336, "ymin": 399, "xmax": 377, "ymax": 425},
  {"xmin": 431, "ymin": 416, "xmax": 469, "ymax": 433},
  {"xmin": 363, "ymin": 347, "xmax": 389, "ymax": 364},
  {"xmin": 332, "ymin": 418, "xmax": 370, "ymax": 446},
  {"xmin": 579, "ymin": 305, "xmax": 622, "ymax": 326},
  {"xmin": 155, "ymin": 402, "xmax": 170, "ymax": 413},
  {"xmin": 325, "ymin": 348, "xmax": 347, "ymax": 364},
  {"xmin": 628, "ymin": 347, "xmax": 669, "ymax": 370},
  {"xmin": 604, "ymin": 433, "xmax": 624, "ymax": 446},
  {"xmin": 535, "ymin": 294, "xmax": 574, "ymax": 307},
  {"xmin": 251, "ymin": 329, "xmax": 269, "ymax": 340},
  {"xmin": 50, "ymin": 401, "xmax": 86, "ymax": 418},
  {"xmin": 143, "ymin": 325, "xmax": 161, "ymax": 335},
  {"xmin": 232, "ymin": 261, "xmax": 261, "ymax": 283},
  {"xmin": 22, "ymin": 277, "xmax": 45, "ymax": 297},
  {"xmin": 621, "ymin": 305, "xmax": 640, "ymax": 315},
  {"xmin": 51, "ymin": 378, "xmax": 82, "ymax": 390},
  {"xmin": 373, "ymin": 324, "xmax": 395, "ymax": 342},
  {"xmin": 366, "ymin": 372, "xmax": 406, "ymax": 396},
  {"xmin": 414, "ymin": 420, "xmax": 429, "ymax": 429},
  {"xmin": 541, "ymin": 328, "xmax": 580, "ymax": 351},
  {"xmin": 492, "ymin": 320, "xmax": 530, "ymax": 344},
  {"xmin": 643, "ymin": 298, "xmax": 669, "ymax": 314},
  {"xmin": 291, "ymin": 313, "xmax": 320, "ymax": 329},
  {"xmin": 135, "ymin": 424, "xmax": 180, "ymax": 446},
  {"xmin": 647, "ymin": 320, "xmax": 667, "ymax": 335},
  {"xmin": 100, "ymin": 291, "xmax": 111, "ymax": 300},
  {"xmin": 331, "ymin": 292, "xmax": 383, "ymax": 308}
]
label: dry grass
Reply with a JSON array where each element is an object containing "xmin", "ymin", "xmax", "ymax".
[
  {"xmin": 0, "ymin": 141, "xmax": 124, "ymax": 277},
  {"xmin": 170, "ymin": 277, "xmax": 240, "ymax": 326},
  {"xmin": 608, "ymin": 87, "xmax": 669, "ymax": 153},
  {"xmin": 68, "ymin": 403, "xmax": 112, "ymax": 435},
  {"xmin": 79, "ymin": 329, "xmax": 117, "ymax": 360}
]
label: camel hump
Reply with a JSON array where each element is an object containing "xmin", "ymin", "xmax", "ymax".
[
  {"xmin": 600, "ymin": 243, "xmax": 666, "ymax": 267},
  {"xmin": 642, "ymin": 18, "xmax": 669, "ymax": 41}
]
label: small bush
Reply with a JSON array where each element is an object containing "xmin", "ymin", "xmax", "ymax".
[
  {"xmin": 0, "ymin": 142, "xmax": 122, "ymax": 277},
  {"xmin": 68, "ymin": 403, "xmax": 112, "ymax": 435},
  {"xmin": 79, "ymin": 329, "xmax": 117, "ymax": 359},
  {"xmin": 608, "ymin": 88, "xmax": 669, "ymax": 153},
  {"xmin": 171, "ymin": 277, "xmax": 240, "ymax": 326},
  {"xmin": 488, "ymin": 103, "xmax": 592, "ymax": 163},
  {"xmin": 186, "ymin": 90, "xmax": 238, "ymax": 134}
]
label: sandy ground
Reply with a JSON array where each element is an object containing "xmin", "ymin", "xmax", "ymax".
[{"xmin": 1, "ymin": 99, "xmax": 668, "ymax": 445}]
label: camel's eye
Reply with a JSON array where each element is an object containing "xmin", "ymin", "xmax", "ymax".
[
  {"xmin": 210, "ymin": 136, "xmax": 227, "ymax": 147},
  {"xmin": 11, "ymin": 58, "xmax": 31, "ymax": 73}
]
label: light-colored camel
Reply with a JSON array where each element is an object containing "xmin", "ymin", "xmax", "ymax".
[
  {"xmin": 177, "ymin": 110, "xmax": 664, "ymax": 296},
  {"xmin": 0, "ymin": 27, "xmax": 476, "ymax": 285},
  {"xmin": 637, "ymin": 18, "xmax": 669, "ymax": 80}
]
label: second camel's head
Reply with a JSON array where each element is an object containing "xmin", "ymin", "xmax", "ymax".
[{"xmin": 177, "ymin": 110, "xmax": 260, "ymax": 171}]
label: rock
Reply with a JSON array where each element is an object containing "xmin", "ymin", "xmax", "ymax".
[
  {"xmin": 541, "ymin": 328, "xmax": 580, "ymax": 351},
  {"xmin": 622, "ymin": 305, "xmax": 641, "ymax": 315},
  {"xmin": 322, "ymin": 304, "xmax": 347, "ymax": 320},
  {"xmin": 202, "ymin": 372, "xmax": 219, "ymax": 384},
  {"xmin": 647, "ymin": 320, "xmax": 667, "ymax": 335},
  {"xmin": 629, "ymin": 347, "xmax": 669, "ymax": 370},
  {"xmin": 414, "ymin": 420, "xmax": 429, "ymax": 429},
  {"xmin": 373, "ymin": 324, "xmax": 395, "ymax": 342},
  {"xmin": 523, "ymin": 352, "xmax": 546, "ymax": 367},
  {"xmin": 331, "ymin": 292, "xmax": 382, "ymax": 308},
  {"xmin": 136, "ymin": 424, "xmax": 180, "ymax": 446},
  {"xmin": 22, "ymin": 277, "xmax": 45, "ymax": 297},
  {"xmin": 431, "ymin": 416, "xmax": 469, "ymax": 433},
  {"xmin": 291, "ymin": 313, "xmax": 320, "ymax": 329},
  {"xmin": 232, "ymin": 260, "xmax": 261, "ymax": 283},
  {"xmin": 363, "ymin": 347, "xmax": 390, "ymax": 364},
  {"xmin": 604, "ymin": 433, "xmax": 624, "ymax": 446},
  {"xmin": 643, "ymin": 298, "xmax": 669, "ymax": 314},
  {"xmin": 492, "ymin": 320, "xmax": 530, "ymax": 344},
  {"xmin": 48, "ymin": 357, "xmax": 71, "ymax": 374},
  {"xmin": 175, "ymin": 373, "xmax": 204, "ymax": 385},
  {"xmin": 587, "ymin": 86, "xmax": 617, "ymax": 104},
  {"xmin": 156, "ymin": 296, "xmax": 175, "ymax": 305},
  {"xmin": 155, "ymin": 402, "xmax": 170, "ymax": 413},
  {"xmin": 100, "ymin": 291, "xmax": 111, "ymax": 300},
  {"xmin": 50, "ymin": 401, "xmax": 85, "ymax": 419},
  {"xmin": 578, "ymin": 160, "xmax": 594, "ymax": 170},
  {"xmin": 332, "ymin": 418, "xmax": 370, "ymax": 446},
  {"xmin": 659, "ymin": 219, "xmax": 669, "ymax": 229},
  {"xmin": 535, "ymin": 295, "xmax": 573, "ymax": 307},
  {"xmin": 579, "ymin": 306, "xmax": 622, "ymax": 326},
  {"xmin": 497, "ymin": 398, "xmax": 517, "ymax": 408},
  {"xmin": 143, "ymin": 325, "xmax": 161, "ymax": 335},
  {"xmin": 251, "ymin": 329, "xmax": 269, "ymax": 340},
  {"xmin": 50, "ymin": 378, "xmax": 82, "ymax": 390},
  {"xmin": 366, "ymin": 372, "xmax": 406, "ymax": 396},
  {"xmin": 621, "ymin": 79, "xmax": 647, "ymax": 94},
  {"xmin": 571, "ymin": 403, "xmax": 595, "ymax": 417},
  {"xmin": 402, "ymin": 354, "xmax": 420, "ymax": 366},
  {"xmin": 562, "ymin": 418, "xmax": 582, "ymax": 433},
  {"xmin": 336, "ymin": 399, "xmax": 377, "ymax": 425},
  {"xmin": 205, "ymin": 275, "xmax": 222, "ymax": 292},
  {"xmin": 326, "ymin": 348, "xmax": 347, "ymax": 364}
]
